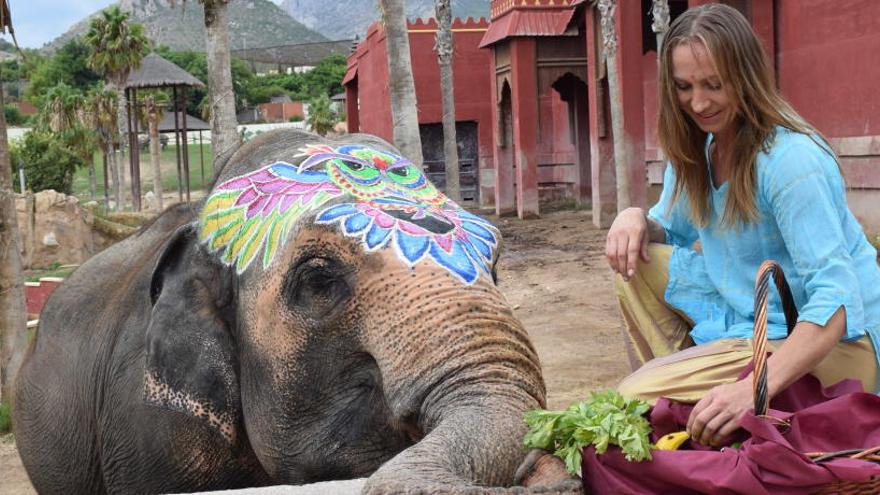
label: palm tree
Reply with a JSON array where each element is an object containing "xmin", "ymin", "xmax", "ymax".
[
  {"xmin": 434, "ymin": 0, "xmax": 460, "ymax": 201},
  {"xmin": 85, "ymin": 87, "xmax": 121, "ymax": 209},
  {"xmin": 170, "ymin": 0, "xmax": 241, "ymax": 172},
  {"xmin": 143, "ymin": 94, "xmax": 165, "ymax": 210},
  {"xmin": 0, "ymin": 61, "xmax": 27, "ymax": 404},
  {"xmin": 379, "ymin": 0, "xmax": 424, "ymax": 169},
  {"xmin": 306, "ymin": 94, "xmax": 336, "ymax": 136},
  {"xmin": 83, "ymin": 5, "xmax": 150, "ymax": 210},
  {"xmin": 38, "ymin": 84, "xmax": 100, "ymax": 201},
  {"xmin": 596, "ymin": 0, "xmax": 631, "ymax": 211}
]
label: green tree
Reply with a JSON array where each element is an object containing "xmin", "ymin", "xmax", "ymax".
[
  {"xmin": 379, "ymin": 0, "xmax": 424, "ymax": 169},
  {"xmin": 154, "ymin": 46, "xmax": 253, "ymax": 115},
  {"xmin": 0, "ymin": 55, "xmax": 27, "ymax": 405},
  {"xmin": 25, "ymin": 39, "xmax": 101, "ymax": 106},
  {"xmin": 301, "ymin": 54, "xmax": 347, "ymax": 98},
  {"xmin": 435, "ymin": 0, "xmax": 460, "ymax": 201},
  {"xmin": 84, "ymin": 86, "xmax": 121, "ymax": 208},
  {"xmin": 4, "ymin": 104, "xmax": 25, "ymax": 126},
  {"xmin": 37, "ymin": 84, "xmax": 100, "ymax": 200},
  {"xmin": 84, "ymin": 5, "xmax": 150, "ymax": 210},
  {"xmin": 306, "ymin": 93, "xmax": 336, "ymax": 136},
  {"xmin": 139, "ymin": 93, "xmax": 169, "ymax": 211},
  {"xmin": 12, "ymin": 131, "xmax": 80, "ymax": 194},
  {"xmin": 169, "ymin": 0, "xmax": 242, "ymax": 171}
]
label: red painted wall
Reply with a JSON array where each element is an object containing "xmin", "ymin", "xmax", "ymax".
[
  {"xmin": 776, "ymin": 0, "xmax": 880, "ymax": 138},
  {"xmin": 537, "ymin": 91, "xmax": 576, "ymax": 167},
  {"xmin": 344, "ymin": 18, "xmax": 494, "ymax": 190},
  {"xmin": 258, "ymin": 101, "xmax": 304, "ymax": 123}
]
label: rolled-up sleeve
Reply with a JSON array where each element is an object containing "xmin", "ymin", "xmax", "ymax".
[
  {"xmin": 648, "ymin": 164, "xmax": 699, "ymax": 248},
  {"xmin": 764, "ymin": 140, "xmax": 865, "ymax": 339}
]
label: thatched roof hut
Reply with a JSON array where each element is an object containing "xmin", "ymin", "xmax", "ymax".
[
  {"xmin": 125, "ymin": 53, "xmax": 205, "ymax": 89},
  {"xmin": 157, "ymin": 112, "xmax": 210, "ymax": 132},
  {"xmin": 123, "ymin": 52, "xmax": 206, "ymax": 210}
]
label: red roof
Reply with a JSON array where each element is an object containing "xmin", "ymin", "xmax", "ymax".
[
  {"xmin": 342, "ymin": 63, "xmax": 358, "ymax": 85},
  {"xmin": 479, "ymin": 8, "xmax": 578, "ymax": 48}
]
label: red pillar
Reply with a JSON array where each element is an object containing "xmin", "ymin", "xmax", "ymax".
[
  {"xmin": 489, "ymin": 57, "xmax": 516, "ymax": 216},
  {"xmin": 509, "ymin": 38, "xmax": 540, "ymax": 219},
  {"xmin": 618, "ymin": 0, "xmax": 647, "ymax": 209},
  {"xmin": 345, "ymin": 83, "xmax": 360, "ymax": 133},
  {"xmin": 586, "ymin": 8, "xmax": 616, "ymax": 228}
]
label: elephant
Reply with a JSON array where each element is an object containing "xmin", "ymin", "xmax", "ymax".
[{"xmin": 13, "ymin": 129, "xmax": 579, "ymax": 494}]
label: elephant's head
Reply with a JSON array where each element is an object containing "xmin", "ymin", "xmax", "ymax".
[{"xmin": 144, "ymin": 130, "xmax": 556, "ymax": 491}]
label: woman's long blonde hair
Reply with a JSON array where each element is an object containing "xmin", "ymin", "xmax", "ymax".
[{"xmin": 658, "ymin": 3, "xmax": 823, "ymax": 227}]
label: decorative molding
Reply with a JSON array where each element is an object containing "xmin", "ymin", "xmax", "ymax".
[{"xmin": 490, "ymin": 0, "xmax": 579, "ymax": 20}]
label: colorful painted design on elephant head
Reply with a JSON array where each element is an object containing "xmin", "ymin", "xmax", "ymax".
[{"xmin": 198, "ymin": 144, "xmax": 500, "ymax": 284}]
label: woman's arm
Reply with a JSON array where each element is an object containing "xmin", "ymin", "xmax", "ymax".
[
  {"xmin": 605, "ymin": 208, "xmax": 670, "ymax": 280},
  {"xmin": 686, "ymin": 306, "xmax": 845, "ymax": 446}
]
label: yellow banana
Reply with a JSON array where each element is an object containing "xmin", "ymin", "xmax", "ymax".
[{"xmin": 655, "ymin": 431, "xmax": 690, "ymax": 450}]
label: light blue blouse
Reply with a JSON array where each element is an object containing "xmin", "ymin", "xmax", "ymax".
[{"xmin": 649, "ymin": 127, "xmax": 880, "ymax": 376}]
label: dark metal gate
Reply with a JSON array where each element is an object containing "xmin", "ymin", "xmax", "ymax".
[{"xmin": 419, "ymin": 121, "xmax": 479, "ymax": 203}]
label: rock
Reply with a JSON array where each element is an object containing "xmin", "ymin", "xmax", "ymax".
[
  {"xmin": 15, "ymin": 190, "xmax": 117, "ymax": 269},
  {"xmin": 42, "ymin": 232, "xmax": 59, "ymax": 247},
  {"xmin": 144, "ymin": 191, "xmax": 159, "ymax": 211}
]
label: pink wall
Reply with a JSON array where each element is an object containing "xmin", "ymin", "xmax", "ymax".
[
  {"xmin": 345, "ymin": 18, "xmax": 494, "ymax": 179},
  {"xmin": 776, "ymin": 0, "xmax": 880, "ymax": 138}
]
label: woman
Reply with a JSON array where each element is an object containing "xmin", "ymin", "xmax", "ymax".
[{"xmin": 606, "ymin": 3, "xmax": 880, "ymax": 448}]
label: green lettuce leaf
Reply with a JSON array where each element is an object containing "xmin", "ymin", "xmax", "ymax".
[{"xmin": 522, "ymin": 390, "xmax": 653, "ymax": 476}]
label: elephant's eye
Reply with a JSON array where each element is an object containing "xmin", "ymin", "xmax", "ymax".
[{"xmin": 282, "ymin": 257, "xmax": 352, "ymax": 320}]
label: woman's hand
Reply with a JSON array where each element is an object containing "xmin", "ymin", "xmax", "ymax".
[
  {"xmin": 606, "ymin": 207, "xmax": 651, "ymax": 281},
  {"xmin": 686, "ymin": 379, "xmax": 753, "ymax": 446}
]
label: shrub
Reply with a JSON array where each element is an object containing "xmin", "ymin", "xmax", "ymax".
[
  {"xmin": 4, "ymin": 104, "xmax": 27, "ymax": 126},
  {"xmin": 306, "ymin": 93, "xmax": 336, "ymax": 136},
  {"xmin": 289, "ymin": 114, "xmax": 304, "ymax": 122},
  {"xmin": 0, "ymin": 401, "xmax": 10, "ymax": 434},
  {"xmin": 12, "ymin": 131, "xmax": 81, "ymax": 194}
]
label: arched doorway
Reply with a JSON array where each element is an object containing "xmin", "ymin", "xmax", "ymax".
[
  {"xmin": 495, "ymin": 80, "xmax": 517, "ymax": 216},
  {"xmin": 551, "ymin": 72, "xmax": 591, "ymax": 206}
]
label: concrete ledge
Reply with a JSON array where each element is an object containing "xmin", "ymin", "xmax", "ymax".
[{"xmin": 177, "ymin": 479, "xmax": 366, "ymax": 495}]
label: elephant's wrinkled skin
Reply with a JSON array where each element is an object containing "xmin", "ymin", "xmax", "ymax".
[{"xmin": 14, "ymin": 130, "xmax": 575, "ymax": 494}]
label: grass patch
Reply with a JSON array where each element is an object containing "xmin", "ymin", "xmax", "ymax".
[
  {"xmin": 72, "ymin": 143, "xmax": 214, "ymax": 205},
  {"xmin": 0, "ymin": 401, "xmax": 11, "ymax": 434},
  {"xmin": 24, "ymin": 263, "xmax": 78, "ymax": 282}
]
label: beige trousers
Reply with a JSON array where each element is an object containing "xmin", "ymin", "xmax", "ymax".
[{"xmin": 615, "ymin": 243, "xmax": 877, "ymax": 404}]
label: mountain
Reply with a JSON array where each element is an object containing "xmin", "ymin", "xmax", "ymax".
[
  {"xmin": 44, "ymin": 0, "xmax": 328, "ymax": 53},
  {"xmin": 279, "ymin": 0, "xmax": 490, "ymax": 41}
]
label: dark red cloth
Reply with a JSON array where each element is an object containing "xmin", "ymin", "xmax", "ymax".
[{"xmin": 582, "ymin": 374, "xmax": 880, "ymax": 494}]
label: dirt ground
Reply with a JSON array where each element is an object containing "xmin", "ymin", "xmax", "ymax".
[{"xmin": 0, "ymin": 208, "xmax": 630, "ymax": 494}]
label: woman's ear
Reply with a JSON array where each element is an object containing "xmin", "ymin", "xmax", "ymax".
[{"xmin": 144, "ymin": 224, "xmax": 241, "ymax": 444}]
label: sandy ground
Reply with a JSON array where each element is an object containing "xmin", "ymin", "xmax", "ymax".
[{"xmin": 0, "ymin": 208, "xmax": 630, "ymax": 494}]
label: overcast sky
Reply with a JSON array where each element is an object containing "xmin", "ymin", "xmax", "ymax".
[{"xmin": 2, "ymin": 0, "xmax": 284, "ymax": 49}]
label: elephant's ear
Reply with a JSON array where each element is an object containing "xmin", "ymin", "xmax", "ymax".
[{"xmin": 144, "ymin": 223, "xmax": 241, "ymax": 444}]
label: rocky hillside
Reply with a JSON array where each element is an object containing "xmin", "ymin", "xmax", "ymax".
[
  {"xmin": 45, "ymin": 0, "xmax": 327, "ymax": 53},
  {"xmin": 280, "ymin": 0, "xmax": 490, "ymax": 41}
]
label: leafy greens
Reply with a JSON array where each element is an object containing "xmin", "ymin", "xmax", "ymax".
[{"xmin": 523, "ymin": 390, "xmax": 653, "ymax": 475}]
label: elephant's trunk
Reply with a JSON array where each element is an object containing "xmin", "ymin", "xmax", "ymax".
[{"xmin": 361, "ymin": 280, "xmax": 547, "ymax": 491}]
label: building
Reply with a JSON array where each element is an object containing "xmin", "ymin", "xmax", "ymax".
[
  {"xmin": 343, "ymin": 17, "xmax": 493, "ymax": 204},
  {"xmin": 259, "ymin": 95, "xmax": 306, "ymax": 123},
  {"xmin": 345, "ymin": 0, "xmax": 880, "ymax": 232}
]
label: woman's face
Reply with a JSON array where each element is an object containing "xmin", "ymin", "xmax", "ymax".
[{"xmin": 672, "ymin": 41, "xmax": 738, "ymax": 139}]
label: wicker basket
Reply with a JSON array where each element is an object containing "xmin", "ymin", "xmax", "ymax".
[{"xmin": 751, "ymin": 261, "xmax": 880, "ymax": 494}]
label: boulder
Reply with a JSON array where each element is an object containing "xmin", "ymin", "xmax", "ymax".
[{"xmin": 14, "ymin": 190, "xmax": 122, "ymax": 269}]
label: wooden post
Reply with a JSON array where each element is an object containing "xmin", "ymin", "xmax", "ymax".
[
  {"xmin": 173, "ymin": 86, "xmax": 183, "ymax": 201},
  {"xmin": 131, "ymin": 87, "xmax": 142, "ymax": 211},
  {"xmin": 181, "ymin": 88, "xmax": 190, "ymax": 202}
]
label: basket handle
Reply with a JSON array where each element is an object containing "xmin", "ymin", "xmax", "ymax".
[{"xmin": 752, "ymin": 260, "xmax": 799, "ymax": 416}]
